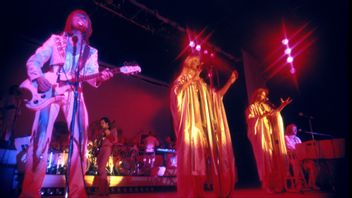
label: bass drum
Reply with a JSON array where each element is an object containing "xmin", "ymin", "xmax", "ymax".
[
  {"xmin": 112, "ymin": 144, "xmax": 129, "ymax": 158},
  {"xmin": 114, "ymin": 158, "xmax": 131, "ymax": 176},
  {"xmin": 113, "ymin": 157, "xmax": 144, "ymax": 176}
]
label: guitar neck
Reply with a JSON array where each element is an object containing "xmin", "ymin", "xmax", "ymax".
[{"xmin": 77, "ymin": 68, "xmax": 121, "ymax": 82}]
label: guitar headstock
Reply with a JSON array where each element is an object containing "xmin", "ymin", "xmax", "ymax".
[{"xmin": 119, "ymin": 64, "xmax": 142, "ymax": 75}]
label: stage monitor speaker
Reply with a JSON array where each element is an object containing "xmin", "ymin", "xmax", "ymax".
[{"xmin": 0, "ymin": 165, "xmax": 16, "ymax": 197}]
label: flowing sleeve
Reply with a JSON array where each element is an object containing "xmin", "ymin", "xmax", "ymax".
[
  {"xmin": 26, "ymin": 35, "xmax": 55, "ymax": 80},
  {"xmin": 169, "ymin": 75, "xmax": 195, "ymax": 139},
  {"xmin": 170, "ymin": 78, "xmax": 184, "ymax": 139},
  {"xmin": 269, "ymin": 111, "xmax": 288, "ymax": 155},
  {"xmin": 246, "ymin": 104, "xmax": 259, "ymax": 139}
]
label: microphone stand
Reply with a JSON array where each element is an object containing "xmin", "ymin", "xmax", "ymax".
[
  {"xmin": 303, "ymin": 131, "xmax": 333, "ymax": 138},
  {"xmin": 65, "ymin": 37, "xmax": 82, "ymax": 198},
  {"xmin": 303, "ymin": 115, "xmax": 335, "ymax": 191},
  {"xmin": 307, "ymin": 117, "xmax": 336, "ymax": 192},
  {"xmin": 208, "ymin": 65, "xmax": 214, "ymax": 90},
  {"xmin": 207, "ymin": 64, "xmax": 226, "ymax": 194},
  {"xmin": 308, "ymin": 116, "xmax": 315, "ymax": 141},
  {"xmin": 304, "ymin": 115, "xmax": 321, "ymax": 164}
]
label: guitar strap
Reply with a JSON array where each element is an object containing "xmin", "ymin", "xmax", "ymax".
[{"xmin": 77, "ymin": 44, "xmax": 91, "ymax": 72}]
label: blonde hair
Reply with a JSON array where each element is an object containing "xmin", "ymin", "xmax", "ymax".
[
  {"xmin": 250, "ymin": 88, "xmax": 269, "ymax": 103},
  {"xmin": 64, "ymin": 9, "xmax": 92, "ymax": 42}
]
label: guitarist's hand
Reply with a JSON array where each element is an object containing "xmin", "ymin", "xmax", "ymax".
[
  {"xmin": 100, "ymin": 68, "xmax": 114, "ymax": 81},
  {"xmin": 36, "ymin": 76, "xmax": 51, "ymax": 93}
]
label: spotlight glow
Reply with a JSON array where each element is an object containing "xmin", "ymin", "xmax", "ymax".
[
  {"xmin": 284, "ymin": 48, "xmax": 292, "ymax": 54},
  {"xmin": 282, "ymin": 38, "xmax": 289, "ymax": 45},
  {"xmin": 195, "ymin": 44, "xmax": 201, "ymax": 51},
  {"xmin": 189, "ymin": 41, "xmax": 195, "ymax": 48},
  {"xmin": 287, "ymin": 56, "xmax": 294, "ymax": 63},
  {"xmin": 290, "ymin": 67, "xmax": 296, "ymax": 74}
]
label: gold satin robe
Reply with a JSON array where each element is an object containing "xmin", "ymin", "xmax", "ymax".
[
  {"xmin": 246, "ymin": 102, "xmax": 288, "ymax": 192},
  {"xmin": 170, "ymin": 75, "xmax": 236, "ymax": 197}
]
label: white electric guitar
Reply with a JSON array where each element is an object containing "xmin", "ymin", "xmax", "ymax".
[{"xmin": 20, "ymin": 65, "xmax": 141, "ymax": 111}]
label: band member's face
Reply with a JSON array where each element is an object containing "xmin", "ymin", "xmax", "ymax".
[
  {"xmin": 72, "ymin": 13, "xmax": 88, "ymax": 32},
  {"xmin": 258, "ymin": 91, "xmax": 267, "ymax": 102},
  {"xmin": 291, "ymin": 125, "xmax": 297, "ymax": 135},
  {"xmin": 186, "ymin": 56, "xmax": 203, "ymax": 76},
  {"xmin": 190, "ymin": 57, "xmax": 202, "ymax": 70},
  {"xmin": 100, "ymin": 120, "xmax": 109, "ymax": 129}
]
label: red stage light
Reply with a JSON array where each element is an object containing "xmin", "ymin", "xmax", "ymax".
[
  {"xmin": 282, "ymin": 38, "xmax": 289, "ymax": 45},
  {"xmin": 290, "ymin": 67, "xmax": 296, "ymax": 74},
  {"xmin": 189, "ymin": 41, "xmax": 195, "ymax": 48},
  {"xmin": 195, "ymin": 44, "xmax": 201, "ymax": 51},
  {"xmin": 287, "ymin": 56, "xmax": 294, "ymax": 63},
  {"xmin": 284, "ymin": 48, "xmax": 292, "ymax": 54}
]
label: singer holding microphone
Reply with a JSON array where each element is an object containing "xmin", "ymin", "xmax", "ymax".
[
  {"xmin": 170, "ymin": 55, "xmax": 238, "ymax": 197},
  {"xmin": 20, "ymin": 10, "xmax": 113, "ymax": 198},
  {"xmin": 246, "ymin": 88, "xmax": 292, "ymax": 193}
]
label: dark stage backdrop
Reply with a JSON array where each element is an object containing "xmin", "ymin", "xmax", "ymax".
[{"xmin": 84, "ymin": 74, "xmax": 173, "ymax": 142}]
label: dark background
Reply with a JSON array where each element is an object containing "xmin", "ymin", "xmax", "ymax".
[{"xmin": 0, "ymin": 0, "xmax": 349, "ymax": 195}]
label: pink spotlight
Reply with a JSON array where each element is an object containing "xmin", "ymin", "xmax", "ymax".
[
  {"xmin": 282, "ymin": 38, "xmax": 289, "ymax": 45},
  {"xmin": 290, "ymin": 67, "xmax": 296, "ymax": 74},
  {"xmin": 189, "ymin": 41, "xmax": 195, "ymax": 48},
  {"xmin": 287, "ymin": 56, "xmax": 294, "ymax": 63},
  {"xmin": 195, "ymin": 44, "xmax": 201, "ymax": 51},
  {"xmin": 210, "ymin": 53, "xmax": 215, "ymax": 58},
  {"xmin": 284, "ymin": 48, "xmax": 292, "ymax": 54},
  {"xmin": 203, "ymin": 50, "xmax": 209, "ymax": 54}
]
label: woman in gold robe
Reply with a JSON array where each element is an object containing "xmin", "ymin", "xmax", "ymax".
[
  {"xmin": 246, "ymin": 88, "xmax": 291, "ymax": 193},
  {"xmin": 170, "ymin": 55, "xmax": 238, "ymax": 197}
]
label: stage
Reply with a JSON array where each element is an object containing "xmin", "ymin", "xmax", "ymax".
[
  {"xmin": 37, "ymin": 175, "xmax": 338, "ymax": 198},
  {"xmin": 47, "ymin": 188, "xmax": 333, "ymax": 198}
]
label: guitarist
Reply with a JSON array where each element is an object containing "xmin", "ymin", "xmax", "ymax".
[
  {"xmin": 94, "ymin": 117, "xmax": 118, "ymax": 196},
  {"xmin": 20, "ymin": 9, "xmax": 113, "ymax": 198}
]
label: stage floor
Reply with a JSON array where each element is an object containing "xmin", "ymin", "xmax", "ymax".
[
  {"xmin": 48, "ymin": 188, "xmax": 334, "ymax": 198},
  {"xmin": 38, "ymin": 175, "xmax": 341, "ymax": 198}
]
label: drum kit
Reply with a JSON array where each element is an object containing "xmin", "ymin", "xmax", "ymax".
[
  {"xmin": 46, "ymin": 148, "xmax": 68, "ymax": 175},
  {"xmin": 110, "ymin": 144, "xmax": 148, "ymax": 176},
  {"xmin": 86, "ymin": 143, "xmax": 151, "ymax": 176},
  {"xmin": 46, "ymin": 140, "xmax": 177, "ymax": 176}
]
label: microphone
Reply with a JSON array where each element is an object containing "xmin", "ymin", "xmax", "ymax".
[
  {"xmin": 298, "ymin": 112, "xmax": 314, "ymax": 119},
  {"xmin": 72, "ymin": 35, "xmax": 78, "ymax": 44},
  {"xmin": 72, "ymin": 36, "xmax": 78, "ymax": 55},
  {"xmin": 77, "ymin": 21, "xmax": 87, "ymax": 32}
]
